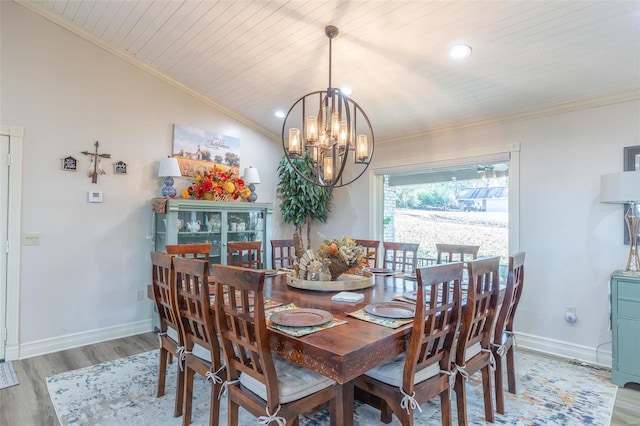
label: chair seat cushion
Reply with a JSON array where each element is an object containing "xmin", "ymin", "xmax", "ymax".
[
  {"xmin": 465, "ymin": 342, "xmax": 482, "ymax": 362},
  {"xmin": 166, "ymin": 326, "xmax": 180, "ymax": 343},
  {"xmin": 166, "ymin": 326, "xmax": 211, "ymax": 362},
  {"xmin": 239, "ymin": 356, "xmax": 335, "ymax": 404},
  {"xmin": 364, "ymin": 354, "xmax": 440, "ymax": 388}
]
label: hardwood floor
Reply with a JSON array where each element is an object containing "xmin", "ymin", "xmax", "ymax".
[
  {"xmin": 1, "ymin": 333, "xmax": 638, "ymax": 425},
  {"xmin": 0, "ymin": 333, "xmax": 157, "ymax": 426}
]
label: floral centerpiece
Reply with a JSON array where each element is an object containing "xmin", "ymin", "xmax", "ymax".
[
  {"xmin": 182, "ymin": 166, "xmax": 251, "ymax": 201},
  {"xmin": 299, "ymin": 235, "xmax": 367, "ymax": 281}
]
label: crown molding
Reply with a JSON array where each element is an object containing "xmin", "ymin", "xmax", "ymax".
[
  {"xmin": 15, "ymin": 0, "xmax": 280, "ymax": 142},
  {"xmin": 380, "ymin": 89, "xmax": 640, "ymax": 145}
]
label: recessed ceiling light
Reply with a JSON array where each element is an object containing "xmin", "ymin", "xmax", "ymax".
[
  {"xmin": 275, "ymin": 111, "xmax": 285, "ymax": 118},
  {"xmin": 450, "ymin": 44, "xmax": 472, "ymax": 60},
  {"xmin": 341, "ymin": 86, "xmax": 353, "ymax": 96}
]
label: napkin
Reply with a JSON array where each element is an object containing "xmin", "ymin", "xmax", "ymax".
[{"xmin": 331, "ymin": 291, "xmax": 364, "ymax": 303}]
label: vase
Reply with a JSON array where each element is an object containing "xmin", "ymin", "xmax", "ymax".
[{"xmin": 203, "ymin": 192, "xmax": 214, "ymax": 201}]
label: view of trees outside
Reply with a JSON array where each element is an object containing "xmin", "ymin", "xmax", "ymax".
[{"xmin": 384, "ymin": 170, "xmax": 509, "ymax": 273}]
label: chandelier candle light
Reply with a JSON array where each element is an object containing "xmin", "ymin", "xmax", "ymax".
[
  {"xmin": 158, "ymin": 157, "xmax": 182, "ymax": 198},
  {"xmin": 282, "ymin": 25, "xmax": 374, "ymax": 188},
  {"xmin": 600, "ymin": 171, "xmax": 640, "ymax": 271}
]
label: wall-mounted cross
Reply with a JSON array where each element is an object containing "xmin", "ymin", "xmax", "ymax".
[{"xmin": 81, "ymin": 141, "xmax": 111, "ymax": 184}]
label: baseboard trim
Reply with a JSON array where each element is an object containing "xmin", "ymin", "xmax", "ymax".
[
  {"xmin": 16, "ymin": 320, "xmax": 154, "ymax": 360},
  {"xmin": 516, "ymin": 331, "xmax": 613, "ymax": 368}
]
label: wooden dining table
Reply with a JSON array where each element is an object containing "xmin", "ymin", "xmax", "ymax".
[{"xmin": 149, "ymin": 272, "xmax": 504, "ymax": 426}]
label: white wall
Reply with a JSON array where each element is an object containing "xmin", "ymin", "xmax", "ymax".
[{"xmin": 1, "ymin": 2, "xmax": 282, "ymax": 357}]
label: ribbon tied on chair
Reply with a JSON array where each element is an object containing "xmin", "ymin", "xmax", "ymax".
[
  {"xmin": 257, "ymin": 405, "xmax": 286, "ymax": 426},
  {"xmin": 399, "ymin": 387, "xmax": 423, "ymax": 413}
]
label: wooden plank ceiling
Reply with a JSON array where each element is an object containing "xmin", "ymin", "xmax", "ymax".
[{"xmin": 24, "ymin": 0, "xmax": 640, "ymax": 142}]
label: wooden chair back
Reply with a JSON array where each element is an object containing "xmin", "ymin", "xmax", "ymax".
[
  {"xmin": 492, "ymin": 251, "xmax": 525, "ymax": 414},
  {"xmin": 355, "ymin": 239, "xmax": 380, "ymax": 268},
  {"xmin": 270, "ymin": 239, "xmax": 296, "ymax": 269},
  {"xmin": 212, "ymin": 265, "xmax": 281, "ymax": 407},
  {"xmin": 454, "ymin": 256, "xmax": 500, "ymax": 424},
  {"xmin": 166, "ymin": 243, "xmax": 211, "ymax": 260},
  {"xmin": 494, "ymin": 252, "xmax": 525, "ymax": 340},
  {"xmin": 435, "ymin": 243, "xmax": 479, "ymax": 264},
  {"xmin": 227, "ymin": 241, "xmax": 262, "ymax": 269},
  {"xmin": 172, "ymin": 257, "xmax": 221, "ymax": 365},
  {"xmin": 405, "ymin": 262, "xmax": 462, "ymax": 391},
  {"xmin": 456, "ymin": 256, "xmax": 500, "ymax": 362},
  {"xmin": 151, "ymin": 251, "xmax": 180, "ymax": 336},
  {"xmin": 172, "ymin": 256, "xmax": 224, "ymax": 425},
  {"xmin": 382, "ymin": 241, "xmax": 419, "ymax": 273},
  {"xmin": 150, "ymin": 251, "xmax": 186, "ymax": 416}
]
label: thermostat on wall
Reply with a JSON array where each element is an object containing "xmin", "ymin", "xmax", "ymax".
[{"xmin": 88, "ymin": 191, "xmax": 103, "ymax": 203}]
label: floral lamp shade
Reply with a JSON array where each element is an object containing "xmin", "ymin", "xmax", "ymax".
[
  {"xmin": 243, "ymin": 167, "xmax": 261, "ymax": 202},
  {"xmin": 158, "ymin": 157, "xmax": 181, "ymax": 198}
]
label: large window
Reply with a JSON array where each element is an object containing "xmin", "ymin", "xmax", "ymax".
[{"xmin": 381, "ymin": 160, "xmax": 510, "ymax": 276}]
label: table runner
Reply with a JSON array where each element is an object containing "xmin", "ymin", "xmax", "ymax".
[{"xmin": 266, "ymin": 303, "xmax": 348, "ymax": 337}]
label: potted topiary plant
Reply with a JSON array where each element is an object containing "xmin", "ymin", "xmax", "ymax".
[{"xmin": 277, "ymin": 154, "xmax": 332, "ymax": 258}]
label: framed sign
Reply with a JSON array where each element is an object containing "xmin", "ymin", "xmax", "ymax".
[{"xmin": 623, "ymin": 145, "xmax": 640, "ymax": 244}]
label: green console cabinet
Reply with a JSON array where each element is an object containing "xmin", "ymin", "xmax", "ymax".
[{"xmin": 611, "ymin": 271, "xmax": 640, "ymax": 387}]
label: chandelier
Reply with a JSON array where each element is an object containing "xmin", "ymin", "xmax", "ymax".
[{"xmin": 281, "ymin": 25, "xmax": 374, "ymax": 188}]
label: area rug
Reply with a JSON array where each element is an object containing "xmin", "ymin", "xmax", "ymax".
[
  {"xmin": 0, "ymin": 361, "xmax": 20, "ymax": 390},
  {"xmin": 46, "ymin": 350, "xmax": 616, "ymax": 425}
]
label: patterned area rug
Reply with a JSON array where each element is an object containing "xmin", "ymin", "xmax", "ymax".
[
  {"xmin": 0, "ymin": 361, "xmax": 19, "ymax": 390},
  {"xmin": 46, "ymin": 350, "xmax": 616, "ymax": 425}
]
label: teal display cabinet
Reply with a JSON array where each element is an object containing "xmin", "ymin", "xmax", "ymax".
[{"xmin": 610, "ymin": 271, "xmax": 640, "ymax": 387}]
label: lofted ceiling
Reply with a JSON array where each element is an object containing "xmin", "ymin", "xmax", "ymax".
[{"xmin": 21, "ymin": 0, "xmax": 640, "ymax": 142}]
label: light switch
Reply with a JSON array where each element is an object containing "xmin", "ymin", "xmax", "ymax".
[{"xmin": 23, "ymin": 233, "xmax": 41, "ymax": 246}]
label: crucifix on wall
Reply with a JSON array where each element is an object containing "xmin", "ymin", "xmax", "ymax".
[{"xmin": 81, "ymin": 141, "xmax": 111, "ymax": 183}]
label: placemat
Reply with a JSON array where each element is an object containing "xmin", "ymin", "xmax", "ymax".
[
  {"xmin": 392, "ymin": 295, "xmax": 417, "ymax": 304},
  {"xmin": 347, "ymin": 308, "xmax": 414, "ymax": 328},
  {"xmin": 266, "ymin": 303, "xmax": 347, "ymax": 337}
]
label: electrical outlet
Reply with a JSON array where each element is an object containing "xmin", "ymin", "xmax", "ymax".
[
  {"xmin": 23, "ymin": 233, "xmax": 41, "ymax": 246},
  {"xmin": 136, "ymin": 289, "xmax": 144, "ymax": 301},
  {"xmin": 565, "ymin": 305, "xmax": 577, "ymax": 323}
]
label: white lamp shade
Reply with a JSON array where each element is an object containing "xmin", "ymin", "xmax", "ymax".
[
  {"xmin": 243, "ymin": 167, "xmax": 261, "ymax": 184},
  {"xmin": 158, "ymin": 157, "xmax": 182, "ymax": 177},
  {"xmin": 600, "ymin": 171, "xmax": 640, "ymax": 204}
]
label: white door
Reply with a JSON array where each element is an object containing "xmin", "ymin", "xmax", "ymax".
[{"xmin": 0, "ymin": 134, "xmax": 8, "ymax": 360}]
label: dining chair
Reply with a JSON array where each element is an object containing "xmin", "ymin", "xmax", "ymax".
[
  {"xmin": 354, "ymin": 262, "xmax": 463, "ymax": 425},
  {"xmin": 492, "ymin": 252, "xmax": 525, "ymax": 414},
  {"xmin": 212, "ymin": 264, "xmax": 338, "ymax": 426},
  {"xmin": 227, "ymin": 241, "xmax": 263, "ymax": 269},
  {"xmin": 383, "ymin": 242, "xmax": 420, "ymax": 273},
  {"xmin": 173, "ymin": 256, "xmax": 223, "ymax": 426},
  {"xmin": 453, "ymin": 256, "xmax": 500, "ymax": 425},
  {"xmin": 270, "ymin": 239, "xmax": 296, "ymax": 269},
  {"xmin": 166, "ymin": 243, "xmax": 211, "ymax": 260},
  {"xmin": 435, "ymin": 243, "xmax": 480, "ymax": 264},
  {"xmin": 150, "ymin": 251, "xmax": 184, "ymax": 418},
  {"xmin": 354, "ymin": 239, "xmax": 380, "ymax": 268}
]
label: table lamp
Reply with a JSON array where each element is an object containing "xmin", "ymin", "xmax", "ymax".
[
  {"xmin": 243, "ymin": 166, "xmax": 261, "ymax": 202},
  {"xmin": 600, "ymin": 171, "xmax": 640, "ymax": 271},
  {"xmin": 158, "ymin": 157, "xmax": 182, "ymax": 198}
]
